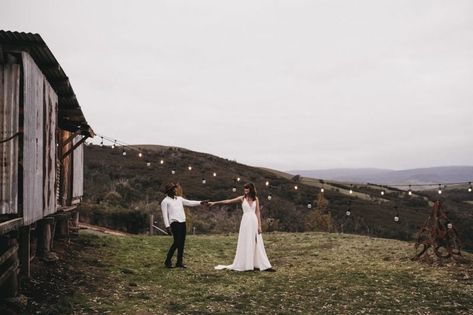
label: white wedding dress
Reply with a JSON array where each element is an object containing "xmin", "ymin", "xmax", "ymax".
[{"xmin": 215, "ymin": 198, "xmax": 272, "ymax": 271}]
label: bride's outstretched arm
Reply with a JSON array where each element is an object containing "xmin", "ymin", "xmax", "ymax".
[
  {"xmin": 209, "ymin": 196, "xmax": 243, "ymax": 207},
  {"xmin": 256, "ymin": 198, "xmax": 262, "ymax": 234}
]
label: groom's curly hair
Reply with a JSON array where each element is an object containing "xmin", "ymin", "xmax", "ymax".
[{"xmin": 243, "ymin": 182, "xmax": 257, "ymax": 200}]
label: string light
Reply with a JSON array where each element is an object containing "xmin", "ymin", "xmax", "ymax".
[
  {"xmin": 93, "ymin": 133, "xmax": 473, "ymax": 216},
  {"xmin": 232, "ymin": 186, "xmax": 237, "ymax": 192},
  {"xmin": 346, "ymin": 209, "xmax": 351, "ymax": 216},
  {"xmin": 447, "ymin": 222, "xmax": 453, "ymax": 229}
]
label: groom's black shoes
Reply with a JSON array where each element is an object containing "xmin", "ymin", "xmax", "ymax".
[
  {"xmin": 164, "ymin": 260, "xmax": 173, "ymax": 268},
  {"xmin": 175, "ymin": 264, "xmax": 187, "ymax": 269}
]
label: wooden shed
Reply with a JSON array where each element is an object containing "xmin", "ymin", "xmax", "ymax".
[{"xmin": 0, "ymin": 31, "xmax": 94, "ymax": 297}]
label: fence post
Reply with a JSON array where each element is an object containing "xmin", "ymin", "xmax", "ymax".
[{"xmin": 149, "ymin": 214, "xmax": 154, "ymax": 235}]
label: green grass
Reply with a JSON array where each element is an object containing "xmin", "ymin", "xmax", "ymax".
[{"xmin": 27, "ymin": 232, "xmax": 473, "ymax": 314}]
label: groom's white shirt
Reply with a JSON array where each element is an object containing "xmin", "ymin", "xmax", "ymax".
[{"xmin": 161, "ymin": 196, "xmax": 201, "ymax": 228}]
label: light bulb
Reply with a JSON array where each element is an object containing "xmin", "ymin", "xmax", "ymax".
[
  {"xmin": 321, "ymin": 188, "xmax": 324, "ymax": 193},
  {"xmin": 394, "ymin": 215, "xmax": 399, "ymax": 222},
  {"xmin": 408, "ymin": 185, "xmax": 412, "ymax": 196},
  {"xmin": 146, "ymin": 162, "xmax": 151, "ymax": 167},
  {"xmin": 160, "ymin": 159, "xmax": 164, "ymax": 165},
  {"xmin": 188, "ymin": 166, "xmax": 192, "ymax": 171},
  {"xmin": 138, "ymin": 152, "xmax": 143, "ymax": 158},
  {"xmin": 213, "ymin": 172, "xmax": 217, "ymax": 177},
  {"xmin": 232, "ymin": 187, "xmax": 237, "ymax": 192},
  {"xmin": 122, "ymin": 150, "xmax": 126, "ymax": 156},
  {"xmin": 349, "ymin": 189, "xmax": 353, "ymax": 194},
  {"xmin": 171, "ymin": 170, "xmax": 175, "ymax": 175},
  {"xmin": 202, "ymin": 179, "xmax": 206, "ymax": 184},
  {"xmin": 294, "ymin": 185, "xmax": 298, "ymax": 190},
  {"xmin": 237, "ymin": 177, "xmax": 241, "ymax": 182},
  {"xmin": 307, "ymin": 203, "xmax": 312, "ymax": 209},
  {"xmin": 346, "ymin": 210, "xmax": 351, "ymax": 216},
  {"xmin": 265, "ymin": 181, "xmax": 269, "ymax": 187},
  {"xmin": 381, "ymin": 191, "xmax": 385, "ymax": 196},
  {"xmin": 438, "ymin": 184, "xmax": 442, "ymax": 195},
  {"xmin": 112, "ymin": 140, "xmax": 116, "ymax": 149},
  {"xmin": 468, "ymin": 182, "xmax": 472, "ymax": 192},
  {"xmin": 447, "ymin": 223, "xmax": 453, "ymax": 229},
  {"xmin": 267, "ymin": 194, "xmax": 272, "ymax": 200}
]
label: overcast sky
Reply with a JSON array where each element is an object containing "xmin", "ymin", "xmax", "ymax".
[{"xmin": 2, "ymin": 0, "xmax": 472, "ymax": 171}]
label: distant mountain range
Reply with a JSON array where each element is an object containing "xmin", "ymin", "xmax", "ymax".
[{"xmin": 289, "ymin": 166, "xmax": 473, "ymax": 186}]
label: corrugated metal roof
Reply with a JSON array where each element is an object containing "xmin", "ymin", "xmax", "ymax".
[{"xmin": 0, "ymin": 30, "xmax": 94, "ymax": 137}]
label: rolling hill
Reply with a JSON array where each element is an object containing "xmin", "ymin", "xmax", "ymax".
[{"xmin": 81, "ymin": 144, "xmax": 473, "ymax": 249}]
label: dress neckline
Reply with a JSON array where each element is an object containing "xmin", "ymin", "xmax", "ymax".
[{"xmin": 244, "ymin": 197, "xmax": 255, "ymax": 208}]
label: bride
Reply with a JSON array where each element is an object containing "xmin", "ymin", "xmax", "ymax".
[{"xmin": 209, "ymin": 183, "xmax": 273, "ymax": 271}]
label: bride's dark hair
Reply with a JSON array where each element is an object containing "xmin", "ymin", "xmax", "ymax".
[{"xmin": 243, "ymin": 183, "xmax": 257, "ymax": 200}]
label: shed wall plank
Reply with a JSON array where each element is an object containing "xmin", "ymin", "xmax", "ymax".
[
  {"xmin": 22, "ymin": 53, "xmax": 44, "ymax": 225},
  {"xmin": 43, "ymin": 79, "xmax": 57, "ymax": 216},
  {"xmin": 72, "ymin": 136, "xmax": 84, "ymax": 198},
  {"xmin": 0, "ymin": 64, "xmax": 20, "ymax": 215}
]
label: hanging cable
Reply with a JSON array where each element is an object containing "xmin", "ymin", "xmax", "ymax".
[{"xmin": 0, "ymin": 132, "xmax": 20, "ymax": 144}]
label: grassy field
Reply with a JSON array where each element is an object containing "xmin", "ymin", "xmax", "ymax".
[{"xmin": 22, "ymin": 231, "xmax": 473, "ymax": 314}]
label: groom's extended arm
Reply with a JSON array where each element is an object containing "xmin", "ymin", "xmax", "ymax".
[{"xmin": 181, "ymin": 197, "xmax": 206, "ymax": 207}]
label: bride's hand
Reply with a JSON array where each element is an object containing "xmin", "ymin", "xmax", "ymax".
[{"xmin": 208, "ymin": 202, "xmax": 215, "ymax": 207}]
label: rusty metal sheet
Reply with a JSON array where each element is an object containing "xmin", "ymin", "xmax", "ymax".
[
  {"xmin": 43, "ymin": 79, "xmax": 57, "ymax": 216},
  {"xmin": 0, "ymin": 63, "xmax": 20, "ymax": 215},
  {"xmin": 22, "ymin": 52, "xmax": 44, "ymax": 225}
]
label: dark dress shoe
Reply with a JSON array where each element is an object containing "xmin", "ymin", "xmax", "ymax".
[
  {"xmin": 264, "ymin": 268, "xmax": 276, "ymax": 272},
  {"xmin": 164, "ymin": 261, "xmax": 173, "ymax": 268},
  {"xmin": 175, "ymin": 264, "xmax": 187, "ymax": 268}
]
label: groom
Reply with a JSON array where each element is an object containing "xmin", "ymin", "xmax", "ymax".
[{"xmin": 161, "ymin": 182, "xmax": 208, "ymax": 268}]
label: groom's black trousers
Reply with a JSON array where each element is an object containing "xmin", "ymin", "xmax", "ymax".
[{"xmin": 166, "ymin": 222, "xmax": 187, "ymax": 265}]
